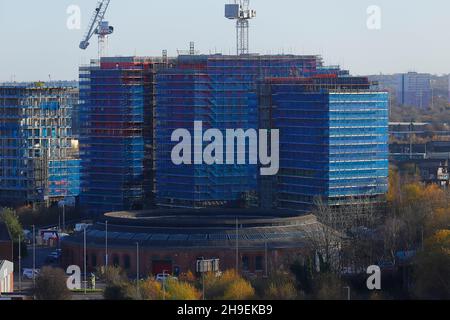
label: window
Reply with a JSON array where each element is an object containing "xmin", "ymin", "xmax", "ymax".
[
  {"xmin": 255, "ymin": 256, "xmax": 264, "ymax": 271},
  {"xmin": 124, "ymin": 255, "xmax": 131, "ymax": 270},
  {"xmin": 112, "ymin": 255, "xmax": 120, "ymax": 267},
  {"xmin": 242, "ymin": 256, "xmax": 250, "ymax": 271},
  {"xmin": 91, "ymin": 254, "xmax": 97, "ymax": 268}
]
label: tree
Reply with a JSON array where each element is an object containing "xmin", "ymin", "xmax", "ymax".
[
  {"xmin": 222, "ymin": 278, "xmax": 255, "ymax": 300},
  {"xmin": 99, "ymin": 266, "xmax": 128, "ymax": 284},
  {"xmin": 179, "ymin": 270, "xmax": 196, "ymax": 283},
  {"xmin": 103, "ymin": 271, "xmax": 201, "ymax": 300},
  {"xmin": 165, "ymin": 278, "xmax": 201, "ymax": 300},
  {"xmin": 101, "ymin": 266, "xmax": 135, "ymax": 300},
  {"xmin": 140, "ymin": 279, "xmax": 164, "ymax": 300},
  {"xmin": 252, "ymin": 270, "xmax": 300, "ymax": 300},
  {"xmin": 34, "ymin": 267, "xmax": 72, "ymax": 300},
  {"xmin": 290, "ymin": 258, "xmax": 315, "ymax": 294},
  {"xmin": 312, "ymin": 273, "xmax": 347, "ymax": 300},
  {"xmin": 0, "ymin": 208, "xmax": 24, "ymax": 241},
  {"xmin": 204, "ymin": 270, "xmax": 255, "ymax": 300},
  {"xmin": 413, "ymin": 230, "xmax": 450, "ymax": 299},
  {"xmin": 104, "ymin": 282, "xmax": 134, "ymax": 300},
  {"xmin": 305, "ymin": 197, "xmax": 381, "ymax": 275}
]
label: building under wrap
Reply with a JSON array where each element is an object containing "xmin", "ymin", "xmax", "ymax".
[
  {"xmin": 79, "ymin": 57, "xmax": 169, "ymax": 215},
  {"xmin": 155, "ymin": 54, "xmax": 321, "ymax": 209},
  {"xmin": 258, "ymin": 76, "xmax": 389, "ymax": 212},
  {"xmin": 0, "ymin": 85, "xmax": 80, "ymax": 207}
]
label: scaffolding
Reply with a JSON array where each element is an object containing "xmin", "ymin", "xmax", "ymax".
[
  {"xmin": 79, "ymin": 57, "xmax": 169, "ymax": 215},
  {"xmin": 258, "ymin": 76, "xmax": 389, "ymax": 212},
  {"xmin": 0, "ymin": 85, "xmax": 80, "ymax": 207},
  {"xmin": 155, "ymin": 54, "xmax": 322, "ymax": 209}
]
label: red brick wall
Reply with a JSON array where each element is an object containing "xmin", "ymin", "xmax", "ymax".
[{"xmin": 62, "ymin": 242, "xmax": 309, "ymax": 278}]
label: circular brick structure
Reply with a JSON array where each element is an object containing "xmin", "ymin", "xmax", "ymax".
[{"xmin": 62, "ymin": 209, "xmax": 323, "ymax": 277}]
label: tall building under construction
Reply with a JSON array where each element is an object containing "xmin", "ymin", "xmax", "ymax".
[
  {"xmin": 258, "ymin": 76, "xmax": 389, "ymax": 212},
  {"xmin": 78, "ymin": 53, "xmax": 388, "ymax": 214},
  {"xmin": 155, "ymin": 54, "xmax": 321, "ymax": 209},
  {"xmin": 0, "ymin": 85, "xmax": 80, "ymax": 207},
  {"xmin": 79, "ymin": 57, "xmax": 169, "ymax": 215}
]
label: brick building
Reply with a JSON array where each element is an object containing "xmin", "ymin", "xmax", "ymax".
[{"xmin": 62, "ymin": 209, "xmax": 337, "ymax": 278}]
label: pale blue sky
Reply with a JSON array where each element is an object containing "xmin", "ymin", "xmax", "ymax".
[{"xmin": 0, "ymin": 0, "xmax": 449, "ymax": 81}]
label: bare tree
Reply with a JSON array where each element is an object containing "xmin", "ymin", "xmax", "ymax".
[{"xmin": 304, "ymin": 197, "xmax": 383, "ymax": 275}]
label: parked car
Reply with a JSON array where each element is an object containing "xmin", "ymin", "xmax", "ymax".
[
  {"xmin": 22, "ymin": 268, "xmax": 40, "ymax": 279},
  {"xmin": 155, "ymin": 274, "xmax": 178, "ymax": 282}
]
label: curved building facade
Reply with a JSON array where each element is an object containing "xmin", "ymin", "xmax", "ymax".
[{"xmin": 62, "ymin": 209, "xmax": 329, "ymax": 277}]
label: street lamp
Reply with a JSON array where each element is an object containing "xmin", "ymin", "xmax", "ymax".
[
  {"xmin": 136, "ymin": 242, "xmax": 140, "ymax": 298},
  {"xmin": 32, "ymin": 225, "xmax": 36, "ymax": 289},
  {"xmin": 105, "ymin": 220, "xmax": 108, "ymax": 268},
  {"xmin": 18, "ymin": 234, "xmax": 22, "ymax": 292},
  {"xmin": 84, "ymin": 225, "xmax": 87, "ymax": 295}
]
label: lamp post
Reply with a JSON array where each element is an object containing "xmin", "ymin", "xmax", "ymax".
[
  {"xmin": 18, "ymin": 234, "xmax": 22, "ymax": 292},
  {"xmin": 105, "ymin": 220, "xmax": 108, "ymax": 268},
  {"xmin": 235, "ymin": 218, "xmax": 239, "ymax": 273},
  {"xmin": 32, "ymin": 225, "xmax": 36, "ymax": 289},
  {"xmin": 136, "ymin": 242, "xmax": 140, "ymax": 298},
  {"xmin": 62, "ymin": 203, "xmax": 66, "ymax": 232},
  {"xmin": 84, "ymin": 225, "xmax": 87, "ymax": 295}
]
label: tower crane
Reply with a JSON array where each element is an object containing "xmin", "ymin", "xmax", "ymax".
[
  {"xmin": 225, "ymin": 0, "xmax": 256, "ymax": 55},
  {"xmin": 79, "ymin": 0, "xmax": 114, "ymax": 58}
]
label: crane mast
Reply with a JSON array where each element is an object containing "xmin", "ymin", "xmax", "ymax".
[
  {"xmin": 225, "ymin": 0, "xmax": 256, "ymax": 55},
  {"xmin": 79, "ymin": 0, "xmax": 114, "ymax": 58}
]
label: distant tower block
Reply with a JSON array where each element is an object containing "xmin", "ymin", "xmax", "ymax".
[{"xmin": 225, "ymin": 1, "xmax": 256, "ymax": 55}]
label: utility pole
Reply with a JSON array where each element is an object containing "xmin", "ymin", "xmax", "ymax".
[
  {"xmin": 84, "ymin": 226, "xmax": 87, "ymax": 295},
  {"xmin": 136, "ymin": 242, "xmax": 140, "ymax": 298},
  {"xmin": 235, "ymin": 218, "xmax": 239, "ymax": 273},
  {"xmin": 18, "ymin": 233, "xmax": 22, "ymax": 292},
  {"xmin": 32, "ymin": 225, "xmax": 36, "ymax": 289},
  {"xmin": 62, "ymin": 203, "xmax": 66, "ymax": 232},
  {"xmin": 105, "ymin": 220, "xmax": 108, "ymax": 268},
  {"xmin": 264, "ymin": 241, "xmax": 268, "ymax": 278}
]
